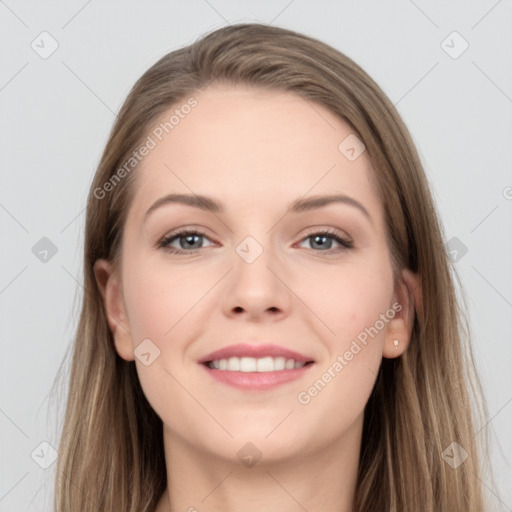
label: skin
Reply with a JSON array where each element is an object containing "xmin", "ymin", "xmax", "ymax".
[{"xmin": 95, "ymin": 84, "xmax": 420, "ymax": 512}]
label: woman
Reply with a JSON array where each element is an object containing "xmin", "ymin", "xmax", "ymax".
[{"xmin": 54, "ymin": 23, "xmax": 491, "ymax": 511}]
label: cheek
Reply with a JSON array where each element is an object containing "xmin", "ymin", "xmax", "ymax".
[
  {"xmin": 122, "ymin": 255, "xmax": 214, "ymax": 344},
  {"xmin": 121, "ymin": 258, "xmax": 209, "ymax": 417},
  {"xmin": 295, "ymin": 264, "xmax": 394, "ymax": 414},
  {"xmin": 304, "ymin": 259, "xmax": 394, "ymax": 346}
]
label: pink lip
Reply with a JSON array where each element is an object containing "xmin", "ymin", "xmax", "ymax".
[
  {"xmin": 200, "ymin": 363, "xmax": 315, "ymax": 391},
  {"xmin": 197, "ymin": 343, "xmax": 314, "ymax": 364}
]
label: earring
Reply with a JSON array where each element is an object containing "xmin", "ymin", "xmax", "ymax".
[{"xmin": 393, "ymin": 339, "xmax": 399, "ymax": 349}]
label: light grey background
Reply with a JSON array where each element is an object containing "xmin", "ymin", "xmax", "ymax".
[{"xmin": 1, "ymin": 1, "xmax": 511, "ymax": 510}]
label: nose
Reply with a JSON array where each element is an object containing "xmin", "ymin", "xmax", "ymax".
[{"xmin": 222, "ymin": 239, "xmax": 292, "ymax": 322}]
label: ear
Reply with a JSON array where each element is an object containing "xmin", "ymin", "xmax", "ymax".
[
  {"xmin": 382, "ymin": 268, "xmax": 422, "ymax": 358},
  {"xmin": 93, "ymin": 259, "xmax": 135, "ymax": 361}
]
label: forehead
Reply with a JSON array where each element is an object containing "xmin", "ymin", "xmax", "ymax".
[{"xmin": 126, "ymin": 84, "xmax": 381, "ymax": 225}]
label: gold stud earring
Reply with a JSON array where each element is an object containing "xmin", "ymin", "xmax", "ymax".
[{"xmin": 393, "ymin": 339, "xmax": 399, "ymax": 349}]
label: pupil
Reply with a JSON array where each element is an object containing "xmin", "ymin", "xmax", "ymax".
[
  {"xmin": 183, "ymin": 234, "xmax": 201, "ymax": 249},
  {"xmin": 313, "ymin": 235, "xmax": 331, "ymax": 250}
]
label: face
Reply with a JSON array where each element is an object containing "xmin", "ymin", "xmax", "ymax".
[{"xmin": 95, "ymin": 84, "xmax": 415, "ymax": 464}]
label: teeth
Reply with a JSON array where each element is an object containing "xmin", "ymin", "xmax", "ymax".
[
  {"xmin": 240, "ymin": 357, "xmax": 256, "ymax": 372},
  {"xmin": 257, "ymin": 356, "xmax": 274, "ymax": 372},
  {"xmin": 207, "ymin": 356, "xmax": 308, "ymax": 372}
]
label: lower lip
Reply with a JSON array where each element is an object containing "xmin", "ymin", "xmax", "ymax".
[{"xmin": 200, "ymin": 363, "xmax": 315, "ymax": 390}]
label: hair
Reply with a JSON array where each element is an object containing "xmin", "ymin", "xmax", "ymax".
[{"xmin": 52, "ymin": 22, "xmax": 493, "ymax": 511}]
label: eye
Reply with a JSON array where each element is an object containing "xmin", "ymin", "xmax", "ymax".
[
  {"xmin": 157, "ymin": 228, "xmax": 353, "ymax": 256},
  {"xmin": 157, "ymin": 229, "xmax": 215, "ymax": 254},
  {"xmin": 297, "ymin": 229, "xmax": 353, "ymax": 253}
]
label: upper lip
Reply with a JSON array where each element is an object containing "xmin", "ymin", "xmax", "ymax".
[{"xmin": 198, "ymin": 343, "xmax": 314, "ymax": 364}]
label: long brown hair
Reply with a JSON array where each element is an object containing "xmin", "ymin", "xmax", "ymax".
[{"xmin": 53, "ymin": 23, "xmax": 492, "ymax": 511}]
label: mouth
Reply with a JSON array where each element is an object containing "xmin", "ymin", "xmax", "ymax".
[{"xmin": 197, "ymin": 344, "xmax": 316, "ymax": 390}]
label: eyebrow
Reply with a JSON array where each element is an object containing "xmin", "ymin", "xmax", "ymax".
[{"xmin": 144, "ymin": 193, "xmax": 372, "ymax": 223}]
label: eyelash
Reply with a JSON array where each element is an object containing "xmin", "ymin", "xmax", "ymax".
[{"xmin": 157, "ymin": 228, "xmax": 354, "ymax": 255}]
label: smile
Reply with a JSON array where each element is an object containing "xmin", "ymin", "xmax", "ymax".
[{"xmin": 206, "ymin": 356, "xmax": 312, "ymax": 372}]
